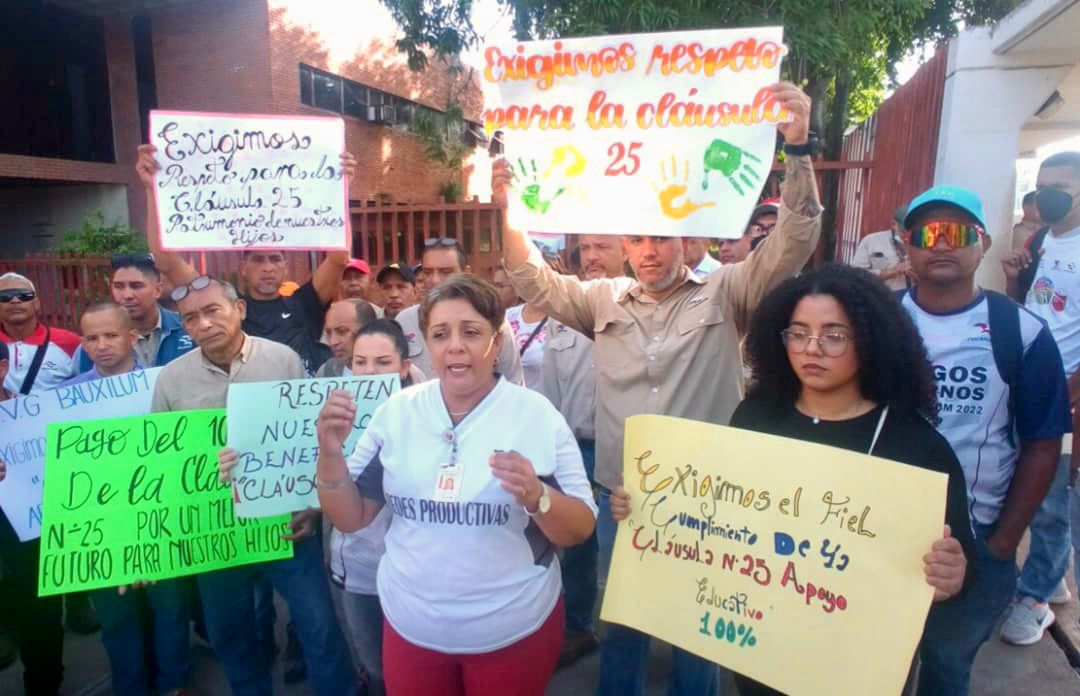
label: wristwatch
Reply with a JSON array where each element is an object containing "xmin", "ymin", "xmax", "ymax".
[
  {"xmin": 526, "ymin": 483, "xmax": 551, "ymax": 517},
  {"xmin": 783, "ymin": 131, "xmax": 820, "ymax": 157}
]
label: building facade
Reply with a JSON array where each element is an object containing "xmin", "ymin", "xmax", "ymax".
[{"xmin": 0, "ymin": 0, "xmax": 485, "ymax": 255}]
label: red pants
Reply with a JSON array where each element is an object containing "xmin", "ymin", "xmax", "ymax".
[{"xmin": 383, "ymin": 597, "xmax": 565, "ymax": 696}]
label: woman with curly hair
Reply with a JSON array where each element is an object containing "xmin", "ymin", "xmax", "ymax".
[{"xmin": 726, "ymin": 262, "xmax": 975, "ymax": 695}]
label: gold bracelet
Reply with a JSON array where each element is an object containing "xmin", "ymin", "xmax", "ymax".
[{"xmin": 315, "ymin": 475, "xmax": 350, "ymax": 490}]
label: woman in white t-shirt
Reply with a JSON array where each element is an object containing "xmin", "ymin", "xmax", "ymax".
[
  {"xmin": 504, "ymin": 302, "xmax": 548, "ymax": 391},
  {"xmin": 316, "ymin": 274, "xmax": 596, "ymax": 696}
]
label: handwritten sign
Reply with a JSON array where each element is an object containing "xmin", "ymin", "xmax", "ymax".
[
  {"xmin": 600, "ymin": 415, "xmax": 947, "ymax": 696},
  {"xmin": 38, "ymin": 409, "xmax": 292, "ymax": 596},
  {"xmin": 225, "ymin": 375, "xmax": 399, "ymax": 518},
  {"xmin": 482, "ymin": 28, "xmax": 786, "ymax": 238},
  {"xmin": 149, "ymin": 110, "xmax": 349, "ymax": 251},
  {"xmin": 0, "ymin": 368, "xmax": 161, "ymax": 542}
]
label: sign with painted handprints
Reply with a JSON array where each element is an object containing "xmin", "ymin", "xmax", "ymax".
[
  {"xmin": 481, "ymin": 28, "xmax": 786, "ymax": 238},
  {"xmin": 601, "ymin": 416, "xmax": 947, "ymax": 695}
]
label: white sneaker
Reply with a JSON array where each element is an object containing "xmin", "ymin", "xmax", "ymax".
[
  {"xmin": 1000, "ymin": 597, "xmax": 1055, "ymax": 646},
  {"xmin": 1049, "ymin": 579, "xmax": 1072, "ymax": 605}
]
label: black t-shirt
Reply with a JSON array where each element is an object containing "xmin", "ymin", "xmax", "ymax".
[
  {"xmin": 730, "ymin": 397, "xmax": 975, "ymax": 582},
  {"xmin": 729, "ymin": 397, "xmax": 976, "ymax": 696},
  {"xmin": 242, "ymin": 280, "xmax": 329, "ymax": 376}
]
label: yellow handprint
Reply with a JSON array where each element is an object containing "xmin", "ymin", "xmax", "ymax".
[
  {"xmin": 544, "ymin": 145, "xmax": 586, "ymax": 179},
  {"xmin": 652, "ymin": 155, "xmax": 716, "ymax": 220}
]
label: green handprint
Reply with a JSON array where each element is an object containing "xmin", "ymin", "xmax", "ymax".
[
  {"xmin": 702, "ymin": 139, "xmax": 762, "ymax": 196},
  {"xmin": 513, "ymin": 158, "xmax": 566, "ymax": 214}
]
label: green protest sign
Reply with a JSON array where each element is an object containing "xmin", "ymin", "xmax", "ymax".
[{"xmin": 38, "ymin": 409, "xmax": 292, "ymax": 596}]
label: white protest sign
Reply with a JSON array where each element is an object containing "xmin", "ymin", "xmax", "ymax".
[
  {"xmin": 481, "ymin": 27, "xmax": 787, "ymax": 238},
  {"xmin": 149, "ymin": 110, "xmax": 349, "ymax": 251},
  {"xmin": 226, "ymin": 375, "xmax": 399, "ymax": 518},
  {"xmin": 0, "ymin": 368, "xmax": 162, "ymax": 541}
]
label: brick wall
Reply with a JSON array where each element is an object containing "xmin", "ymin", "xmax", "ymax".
[
  {"xmin": 266, "ymin": 0, "xmax": 486, "ymax": 204},
  {"xmin": 104, "ymin": 12, "xmax": 144, "ymax": 233}
]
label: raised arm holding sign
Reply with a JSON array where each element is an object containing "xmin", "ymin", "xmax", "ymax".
[
  {"xmin": 491, "ymin": 27, "xmax": 823, "ymax": 694},
  {"xmin": 136, "ymin": 134, "xmax": 356, "ymax": 306}
]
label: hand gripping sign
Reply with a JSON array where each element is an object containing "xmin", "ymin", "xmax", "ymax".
[
  {"xmin": 481, "ymin": 27, "xmax": 788, "ymax": 238},
  {"xmin": 149, "ymin": 110, "xmax": 349, "ymax": 251},
  {"xmin": 601, "ymin": 416, "xmax": 948, "ymax": 696}
]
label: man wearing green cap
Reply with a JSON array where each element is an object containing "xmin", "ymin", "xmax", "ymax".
[{"xmin": 898, "ymin": 184, "xmax": 1070, "ymax": 694}]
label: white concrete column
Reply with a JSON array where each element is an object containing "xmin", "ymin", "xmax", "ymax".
[{"xmin": 934, "ymin": 28, "xmax": 1071, "ymax": 291}]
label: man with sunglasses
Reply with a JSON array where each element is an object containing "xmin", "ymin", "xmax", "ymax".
[
  {"xmin": 898, "ymin": 185, "xmax": 1070, "ymax": 693},
  {"xmin": 135, "ymin": 144, "xmax": 357, "ymax": 376},
  {"xmin": 0, "ymin": 272, "xmax": 80, "ymax": 395},
  {"xmin": 152, "ymin": 275, "xmax": 356, "ymax": 696},
  {"xmin": 76, "ymin": 254, "xmax": 194, "ymax": 374},
  {"xmin": 394, "ymin": 238, "xmax": 524, "ymax": 384},
  {"xmin": 0, "ymin": 275, "xmax": 81, "ymax": 695}
]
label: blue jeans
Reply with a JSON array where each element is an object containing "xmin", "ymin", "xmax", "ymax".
[
  {"xmin": 196, "ymin": 536, "xmax": 356, "ymax": 696},
  {"xmin": 562, "ymin": 439, "xmax": 598, "ymax": 635},
  {"xmin": 1017, "ymin": 454, "xmax": 1072, "ymax": 602},
  {"xmin": 919, "ymin": 524, "xmax": 1017, "ymax": 695},
  {"xmin": 594, "ymin": 485, "xmax": 721, "ymax": 696},
  {"xmin": 1070, "ymin": 481, "xmax": 1080, "ymax": 593},
  {"xmin": 91, "ymin": 579, "xmax": 192, "ymax": 695},
  {"xmin": 341, "ymin": 591, "xmax": 385, "ymax": 696}
]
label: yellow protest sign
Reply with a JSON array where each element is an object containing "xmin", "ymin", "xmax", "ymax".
[
  {"xmin": 600, "ymin": 415, "xmax": 947, "ymax": 696},
  {"xmin": 481, "ymin": 28, "xmax": 787, "ymax": 238}
]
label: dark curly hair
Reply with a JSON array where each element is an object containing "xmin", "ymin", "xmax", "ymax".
[{"xmin": 745, "ymin": 263, "xmax": 938, "ymax": 421}]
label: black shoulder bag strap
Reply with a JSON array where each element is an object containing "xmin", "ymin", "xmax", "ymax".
[
  {"xmin": 19, "ymin": 326, "xmax": 50, "ymax": 395},
  {"xmin": 1017, "ymin": 225, "xmax": 1051, "ymax": 300},
  {"xmin": 519, "ymin": 317, "xmax": 548, "ymax": 356}
]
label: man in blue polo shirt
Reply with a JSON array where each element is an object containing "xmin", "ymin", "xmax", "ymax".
[
  {"xmin": 77, "ymin": 253, "xmax": 194, "ymax": 372},
  {"xmin": 898, "ymin": 185, "xmax": 1071, "ymax": 694}
]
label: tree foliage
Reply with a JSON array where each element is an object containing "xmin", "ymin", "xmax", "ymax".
[
  {"xmin": 380, "ymin": 0, "xmax": 1021, "ymax": 258},
  {"xmin": 381, "ymin": 0, "xmax": 1022, "ymax": 136}
]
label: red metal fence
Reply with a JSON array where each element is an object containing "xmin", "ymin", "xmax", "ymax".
[
  {"xmin": 835, "ymin": 47, "xmax": 947, "ymax": 260},
  {"xmin": 1, "ymin": 199, "xmax": 506, "ymax": 331},
  {"xmin": 350, "ymin": 198, "xmax": 505, "ymax": 277}
]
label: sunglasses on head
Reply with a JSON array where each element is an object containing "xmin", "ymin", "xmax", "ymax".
[
  {"xmin": 0, "ymin": 289, "xmax": 35, "ymax": 303},
  {"xmin": 111, "ymin": 252, "xmax": 156, "ymax": 270},
  {"xmin": 907, "ymin": 222, "xmax": 985, "ymax": 249},
  {"xmin": 170, "ymin": 275, "xmax": 212, "ymax": 303},
  {"xmin": 424, "ymin": 238, "xmax": 459, "ymax": 249}
]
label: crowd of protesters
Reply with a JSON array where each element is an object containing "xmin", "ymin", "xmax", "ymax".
[{"xmin": 1, "ymin": 76, "xmax": 1080, "ymax": 696}]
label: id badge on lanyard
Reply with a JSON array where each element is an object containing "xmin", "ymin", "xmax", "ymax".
[{"xmin": 433, "ymin": 429, "xmax": 463, "ymax": 502}]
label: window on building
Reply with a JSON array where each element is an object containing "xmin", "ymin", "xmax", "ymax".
[
  {"xmin": 0, "ymin": 2, "xmax": 114, "ymax": 162},
  {"xmin": 298, "ymin": 63, "xmax": 478, "ymax": 136},
  {"xmin": 312, "ymin": 70, "xmax": 342, "ymax": 112},
  {"xmin": 299, "ymin": 65, "xmax": 313, "ymax": 106},
  {"xmin": 131, "ymin": 15, "xmax": 157, "ymax": 144},
  {"xmin": 343, "ymin": 81, "xmax": 368, "ymax": 119}
]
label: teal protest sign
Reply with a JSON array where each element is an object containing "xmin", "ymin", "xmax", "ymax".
[
  {"xmin": 38, "ymin": 409, "xmax": 292, "ymax": 596},
  {"xmin": 226, "ymin": 375, "xmax": 399, "ymax": 518}
]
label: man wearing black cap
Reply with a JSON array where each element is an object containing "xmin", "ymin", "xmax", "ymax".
[
  {"xmin": 376, "ymin": 262, "xmax": 417, "ymax": 320},
  {"xmin": 898, "ymin": 185, "xmax": 1069, "ymax": 694}
]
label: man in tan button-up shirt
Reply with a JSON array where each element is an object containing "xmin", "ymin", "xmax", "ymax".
[
  {"xmin": 540, "ymin": 234, "xmax": 627, "ymax": 666},
  {"xmin": 497, "ymin": 82, "xmax": 821, "ymax": 696},
  {"xmin": 499, "ymin": 89, "xmax": 822, "ymax": 496}
]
